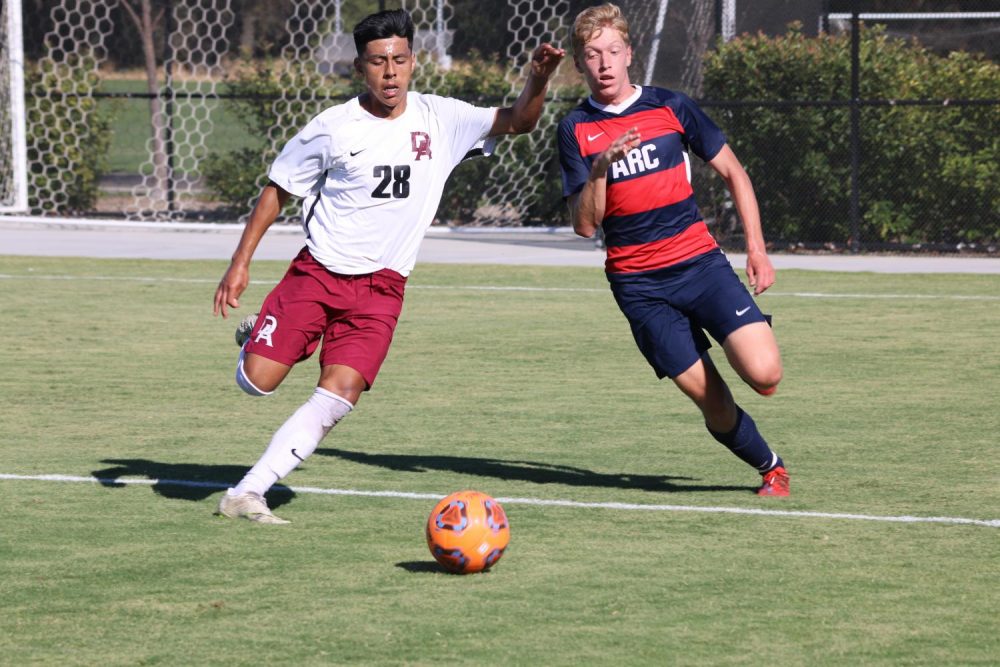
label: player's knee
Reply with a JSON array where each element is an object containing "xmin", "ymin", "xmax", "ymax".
[
  {"xmin": 759, "ymin": 365, "xmax": 783, "ymax": 387},
  {"xmin": 235, "ymin": 355, "xmax": 274, "ymax": 397},
  {"xmin": 749, "ymin": 365, "xmax": 782, "ymax": 395}
]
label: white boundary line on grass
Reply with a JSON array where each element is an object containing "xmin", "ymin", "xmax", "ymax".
[
  {"xmin": 2, "ymin": 473, "xmax": 997, "ymax": 528},
  {"xmin": 1, "ymin": 273, "xmax": 999, "ymax": 301}
]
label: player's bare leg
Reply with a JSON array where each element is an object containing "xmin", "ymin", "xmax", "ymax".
[
  {"xmin": 672, "ymin": 355, "xmax": 737, "ymax": 433},
  {"xmin": 722, "ymin": 321, "xmax": 782, "ymax": 396},
  {"xmin": 318, "ymin": 364, "xmax": 367, "ymax": 406},
  {"xmin": 241, "ymin": 352, "xmax": 295, "ymax": 395}
]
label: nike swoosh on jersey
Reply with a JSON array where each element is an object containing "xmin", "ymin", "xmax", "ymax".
[
  {"xmin": 349, "ymin": 149, "xmax": 366, "ymax": 156},
  {"xmin": 587, "ymin": 132, "xmax": 605, "ymax": 142},
  {"xmin": 736, "ymin": 306, "xmax": 751, "ymax": 316}
]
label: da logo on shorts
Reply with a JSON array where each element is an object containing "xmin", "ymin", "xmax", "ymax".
[{"xmin": 254, "ymin": 315, "xmax": 278, "ymax": 347}]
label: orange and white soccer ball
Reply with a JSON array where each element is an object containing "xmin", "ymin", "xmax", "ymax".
[{"xmin": 425, "ymin": 490, "xmax": 510, "ymax": 574}]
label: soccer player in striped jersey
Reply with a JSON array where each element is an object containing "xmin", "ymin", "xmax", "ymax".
[
  {"xmin": 557, "ymin": 3, "xmax": 789, "ymax": 496},
  {"xmin": 211, "ymin": 9, "xmax": 565, "ymax": 523}
]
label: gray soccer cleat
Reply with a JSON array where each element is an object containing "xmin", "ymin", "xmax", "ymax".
[
  {"xmin": 234, "ymin": 312, "xmax": 259, "ymax": 347},
  {"xmin": 215, "ymin": 490, "xmax": 290, "ymax": 524}
]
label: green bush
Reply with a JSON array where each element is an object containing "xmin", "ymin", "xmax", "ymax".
[
  {"xmin": 702, "ymin": 24, "xmax": 999, "ymax": 247},
  {"xmin": 202, "ymin": 58, "xmax": 359, "ymax": 214},
  {"xmin": 26, "ymin": 54, "xmax": 113, "ymax": 214}
]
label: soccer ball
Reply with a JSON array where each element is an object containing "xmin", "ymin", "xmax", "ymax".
[{"xmin": 425, "ymin": 490, "xmax": 510, "ymax": 574}]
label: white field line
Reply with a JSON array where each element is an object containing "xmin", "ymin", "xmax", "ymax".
[
  {"xmin": 2, "ymin": 473, "xmax": 998, "ymax": 528},
  {"xmin": 0, "ymin": 273, "xmax": 998, "ymax": 301}
]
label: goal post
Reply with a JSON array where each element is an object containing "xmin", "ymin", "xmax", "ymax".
[{"xmin": 0, "ymin": 0, "xmax": 28, "ymax": 213}]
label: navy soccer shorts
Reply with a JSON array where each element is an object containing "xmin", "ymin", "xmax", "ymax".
[{"xmin": 608, "ymin": 249, "xmax": 768, "ymax": 379}]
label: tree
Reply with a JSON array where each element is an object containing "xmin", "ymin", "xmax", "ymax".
[{"xmin": 118, "ymin": 0, "xmax": 170, "ymax": 201}]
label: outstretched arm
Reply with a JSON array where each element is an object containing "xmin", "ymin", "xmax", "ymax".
[
  {"xmin": 212, "ymin": 181, "xmax": 291, "ymax": 318},
  {"xmin": 708, "ymin": 144, "xmax": 774, "ymax": 295},
  {"xmin": 490, "ymin": 43, "xmax": 565, "ymax": 136},
  {"xmin": 567, "ymin": 127, "xmax": 641, "ymax": 238}
]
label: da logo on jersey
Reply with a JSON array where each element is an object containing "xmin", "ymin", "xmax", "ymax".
[
  {"xmin": 411, "ymin": 131, "xmax": 432, "ymax": 160},
  {"xmin": 610, "ymin": 144, "xmax": 660, "ymax": 179},
  {"xmin": 254, "ymin": 315, "xmax": 278, "ymax": 347}
]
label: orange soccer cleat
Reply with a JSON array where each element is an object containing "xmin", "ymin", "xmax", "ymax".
[{"xmin": 757, "ymin": 466, "xmax": 789, "ymax": 497}]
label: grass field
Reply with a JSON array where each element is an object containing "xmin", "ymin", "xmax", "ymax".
[{"xmin": 1, "ymin": 255, "xmax": 998, "ymax": 665}]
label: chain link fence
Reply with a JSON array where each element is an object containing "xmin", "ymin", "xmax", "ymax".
[{"xmin": 2, "ymin": 0, "xmax": 998, "ymax": 251}]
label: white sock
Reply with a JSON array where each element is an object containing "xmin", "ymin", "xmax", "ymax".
[{"xmin": 233, "ymin": 387, "xmax": 353, "ymax": 497}]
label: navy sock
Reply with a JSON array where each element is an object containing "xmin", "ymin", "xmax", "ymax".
[{"xmin": 707, "ymin": 406, "xmax": 783, "ymax": 473}]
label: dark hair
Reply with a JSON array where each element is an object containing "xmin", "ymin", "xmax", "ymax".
[{"xmin": 353, "ymin": 9, "xmax": 414, "ymax": 56}]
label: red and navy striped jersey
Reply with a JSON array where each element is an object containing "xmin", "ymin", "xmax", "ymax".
[{"xmin": 558, "ymin": 86, "xmax": 726, "ymax": 279}]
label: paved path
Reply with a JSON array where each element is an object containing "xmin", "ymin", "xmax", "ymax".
[{"xmin": 2, "ymin": 217, "xmax": 1000, "ymax": 274}]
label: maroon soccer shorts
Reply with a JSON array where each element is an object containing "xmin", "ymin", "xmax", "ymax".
[{"xmin": 243, "ymin": 247, "xmax": 406, "ymax": 388}]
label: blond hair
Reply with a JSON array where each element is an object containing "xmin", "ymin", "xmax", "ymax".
[{"xmin": 571, "ymin": 3, "xmax": 631, "ymax": 55}]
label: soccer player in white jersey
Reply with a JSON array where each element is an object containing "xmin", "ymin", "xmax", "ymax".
[{"xmin": 211, "ymin": 9, "xmax": 565, "ymax": 523}]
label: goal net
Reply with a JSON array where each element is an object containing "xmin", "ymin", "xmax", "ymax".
[
  {"xmin": 9, "ymin": 0, "xmax": 687, "ymax": 225},
  {"xmin": 8, "ymin": 0, "xmax": 998, "ymax": 230}
]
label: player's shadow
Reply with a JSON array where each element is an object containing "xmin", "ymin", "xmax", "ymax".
[
  {"xmin": 315, "ymin": 448, "xmax": 746, "ymax": 493},
  {"xmin": 91, "ymin": 458, "xmax": 296, "ymax": 508}
]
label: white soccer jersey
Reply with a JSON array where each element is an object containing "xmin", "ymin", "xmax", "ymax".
[{"xmin": 268, "ymin": 92, "xmax": 497, "ymax": 276}]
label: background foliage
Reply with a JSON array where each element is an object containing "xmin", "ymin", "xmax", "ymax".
[
  {"xmin": 702, "ymin": 25, "xmax": 999, "ymax": 248},
  {"xmin": 25, "ymin": 56, "xmax": 113, "ymax": 213},
  {"xmin": 201, "ymin": 59, "xmax": 356, "ymax": 214},
  {"xmin": 13, "ymin": 2, "xmax": 998, "ymax": 243}
]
